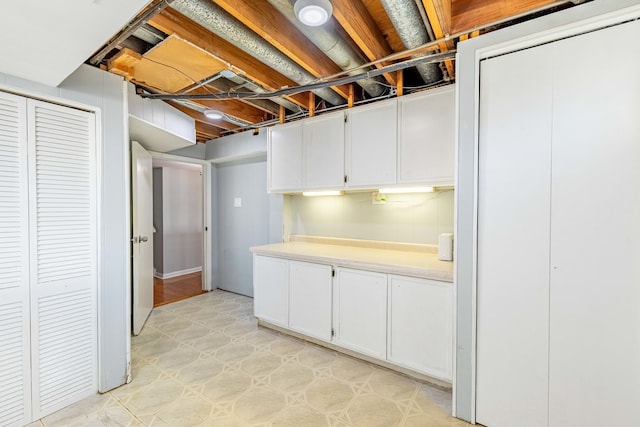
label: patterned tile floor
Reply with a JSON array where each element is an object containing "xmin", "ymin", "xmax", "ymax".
[{"xmin": 35, "ymin": 290, "xmax": 470, "ymax": 426}]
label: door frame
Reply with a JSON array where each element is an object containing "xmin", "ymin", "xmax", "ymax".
[
  {"xmin": 149, "ymin": 150, "xmax": 213, "ymax": 291},
  {"xmin": 455, "ymin": 0, "xmax": 640, "ymax": 423}
]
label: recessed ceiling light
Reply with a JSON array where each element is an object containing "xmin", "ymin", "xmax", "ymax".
[
  {"xmin": 203, "ymin": 109, "xmax": 224, "ymax": 120},
  {"xmin": 294, "ymin": 0, "xmax": 333, "ymax": 27}
]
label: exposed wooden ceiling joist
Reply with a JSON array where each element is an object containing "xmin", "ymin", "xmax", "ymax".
[
  {"xmin": 148, "ymin": 8, "xmax": 310, "ymax": 109},
  {"xmin": 451, "ymin": 0, "xmax": 561, "ymax": 33},
  {"xmin": 185, "ymin": 87, "xmax": 267, "ymax": 124},
  {"xmin": 331, "ymin": 0, "xmax": 397, "ymax": 85},
  {"xmin": 211, "ymin": 0, "xmax": 352, "ymax": 100},
  {"xmin": 422, "ymin": 0, "xmax": 455, "ymax": 78}
]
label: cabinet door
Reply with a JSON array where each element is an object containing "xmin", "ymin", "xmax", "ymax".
[
  {"xmin": 253, "ymin": 255, "xmax": 289, "ymax": 327},
  {"xmin": 268, "ymin": 122, "xmax": 303, "ymax": 192},
  {"xmin": 289, "ymin": 261, "xmax": 332, "ymax": 341},
  {"xmin": 304, "ymin": 112, "xmax": 344, "ymax": 189},
  {"xmin": 388, "ymin": 275, "xmax": 452, "ymax": 381},
  {"xmin": 398, "ymin": 86, "xmax": 455, "ymax": 185},
  {"xmin": 334, "ymin": 268, "xmax": 387, "ymax": 359},
  {"xmin": 345, "ymin": 99, "xmax": 397, "ymax": 188}
]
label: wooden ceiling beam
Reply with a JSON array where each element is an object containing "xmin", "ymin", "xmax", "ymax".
[
  {"xmin": 330, "ymin": 0, "xmax": 397, "ymax": 85},
  {"xmin": 167, "ymin": 101, "xmax": 237, "ymax": 132},
  {"xmin": 422, "ymin": 0, "xmax": 456, "ymax": 78},
  {"xmin": 451, "ymin": 0, "xmax": 559, "ymax": 33},
  {"xmin": 148, "ymin": 9, "xmax": 309, "ymax": 109},
  {"xmin": 185, "ymin": 87, "xmax": 268, "ymax": 124},
  {"xmin": 196, "ymin": 121, "xmax": 222, "ymax": 141},
  {"xmin": 211, "ymin": 0, "xmax": 351, "ymax": 100}
]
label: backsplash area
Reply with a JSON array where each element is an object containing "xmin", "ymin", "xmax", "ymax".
[{"xmin": 284, "ymin": 189, "xmax": 454, "ymax": 245}]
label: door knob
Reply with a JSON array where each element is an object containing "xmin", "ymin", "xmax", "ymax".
[{"xmin": 140, "ymin": 236, "xmax": 148, "ymax": 242}]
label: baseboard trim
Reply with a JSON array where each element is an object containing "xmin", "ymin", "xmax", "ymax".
[{"xmin": 155, "ymin": 267, "xmax": 202, "ymax": 280}]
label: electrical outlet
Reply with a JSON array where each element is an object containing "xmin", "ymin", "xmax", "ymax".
[{"xmin": 372, "ymin": 192, "xmax": 386, "ymax": 205}]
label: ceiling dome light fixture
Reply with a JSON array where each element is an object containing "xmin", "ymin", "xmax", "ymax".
[
  {"xmin": 203, "ymin": 109, "xmax": 225, "ymax": 120},
  {"xmin": 294, "ymin": 0, "xmax": 333, "ymax": 27}
]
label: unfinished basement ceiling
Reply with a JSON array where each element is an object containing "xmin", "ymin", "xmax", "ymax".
[{"xmin": 91, "ymin": 0, "xmax": 590, "ymax": 142}]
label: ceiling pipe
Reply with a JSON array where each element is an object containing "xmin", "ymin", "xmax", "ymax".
[
  {"xmin": 89, "ymin": 0, "xmax": 175, "ymax": 65},
  {"xmin": 170, "ymin": 0, "xmax": 344, "ymax": 107},
  {"xmin": 266, "ymin": 0, "xmax": 386, "ymax": 98},
  {"xmin": 141, "ymin": 50, "xmax": 455, "ymax": 101},
  {"xmin": 318, "ymin": 0, "xmax": 579, "ymax": 81},
  {"xmin": 378, "ymin": 0, "xmax": 442, "ymax": 85}
]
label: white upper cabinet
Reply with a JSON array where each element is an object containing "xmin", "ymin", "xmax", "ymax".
[
  {"xmin": 268, "ymin": 121, "xmax": 304, "ymax": 192},
  {"xmin": 398, "ymin": 86, "xmax": 455, "ymax": 185},
  {"xmin": 345, "ymin": 99, "xmax": 397, "ymax": 188},
  {"xmin": 303, "ymin": 111, "xmax": 345, "ymax": 190}
]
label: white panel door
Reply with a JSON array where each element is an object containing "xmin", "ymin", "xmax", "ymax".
[
  {"xmin": 0, "ymin": 92, "xmax": 31, "ymax": 427},
  {"xmin": 131, "ymin": 141, "xmax": 154, "ymax": 335},
  {"xmin": 268, "ymin": 122, "xmax": 303, "ymax": 192},
  {"xmin": 27, "ymin": 99, "xmax": 97, "ymax": 420},
  {"xmin": 388, "ymin": 275, "xmax": 452, "ymax": 381},
  {"xmin": 345, "ymin": 99, "xmax": 397, "ymax": 188},
  {"xmin": 548, "ymin": 20, "xmax": 640, "ymax": 426},
  {"xmin": 289, "ymin": 261, "xmax": 332, "ymax": 341},
  {"xmin": 253, "ymin": 255, "xmax": 289, "ymax": 327},
  {"xmin": 303, "ymin": 111, "xmax": 345, "ymax": 190},
  {"xmin": 476, "ymin": 44, "xmax": 553, "ymax": 427},
  {"xmin": 334, "ymin": 268, "xmax": 387, "ymax": 359},
  {"xmin": 398, "ymin": 86, "xmax": 455, "ymax": 185}
]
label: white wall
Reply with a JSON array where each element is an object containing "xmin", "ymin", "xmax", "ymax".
[
  {"xmin": 215, "ymin": 158, "xmax": 282, "ymax": 296},
  {"xmin": 155, "ymin": 163, "xmax": 203, "ymax": 277},
  {"xmin": 287, "ymin": 190, "xmax": 454, "ymax": 245},
  {"xmin": 0, "ymin": 64, "xmax": 130, "ymax": 392}
]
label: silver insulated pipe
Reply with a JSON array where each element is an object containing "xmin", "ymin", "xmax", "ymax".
[
  {"xmin": 266, "ymin": 0, "xmax": 385, "ymax": 98},
  {"xmin": 378, "ymin": 0, "xmax": 443, "ymax": 85},
  {"xmin": 170, "ymin": 0, "xmax": 345, "ymax": 106}
]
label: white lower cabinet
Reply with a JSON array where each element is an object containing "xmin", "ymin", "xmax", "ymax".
[
  {"xmin": 333, "ymin": 268, "xmax": 387, "ymax": 359},
  {"xmin": 288, "ymin": 261, "xmax": 332, "ymax": 341},
  {"xmin": 252, "ymin": 255, "xmax": 453, "ymax": 381},
  {"xmin": 253, "ymin": 255, "xmax": 289, "ymax": 327},
  {"xmin": 388, "ymin": 275, "xmax": 453, "ymax": 381}
]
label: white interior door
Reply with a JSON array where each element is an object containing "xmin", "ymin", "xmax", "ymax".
[
  {"xmin": 0, "ymin": 91, "xmax": 31, "ymax": 427},
  {"xmin": 548, "ymin": 21, "xmax": 640, "ymax": 426},
  {"xmin": 28, "ymin": 99, "xmax": 97, "ymax": 419},
  {"xmin": 132, "ymin": 141, "xmax": 153, "ymax": 335},
  {"xmin": 476, "ymin": 44, "xmax": 553, "ymax": 427}
]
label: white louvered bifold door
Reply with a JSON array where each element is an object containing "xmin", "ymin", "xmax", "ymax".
[
  {"xmin": 27, "ymin": 99, "xmax": 97, "ymax": 419},
  {"xmin": 0, "ymin": 92, "xmax": 32, "ymax": 427}
]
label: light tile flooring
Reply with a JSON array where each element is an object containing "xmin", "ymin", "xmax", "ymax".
[{"xmin": 35, "ymin": 290, "xmax": 470, "ymax": 426}]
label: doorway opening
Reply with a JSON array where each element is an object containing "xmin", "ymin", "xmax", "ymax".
[{"xmin": 152, "ymin": 158, "xmax": 206, "ymax": 307}]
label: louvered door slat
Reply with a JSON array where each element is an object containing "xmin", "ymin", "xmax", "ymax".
[
  {"xmin": 28, "ymin": 99, "xmax": 97, "ymax": 420},
  {"xmin": 0, "ymin": 92, "xmax": 30, "ymax": 427}
]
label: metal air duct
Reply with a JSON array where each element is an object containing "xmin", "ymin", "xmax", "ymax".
[
  {"xmin": 266, "ymin": 0, "xmax": 385, "ymax": 97},
  {"xmin": 378, "ymin": 0, "xmax": 443, "ymax": 85},
  {"xmin": 170, "ymin": 0, "xmax": 344, "ymax": 106}
]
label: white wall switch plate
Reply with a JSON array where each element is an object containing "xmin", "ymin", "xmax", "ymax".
[{"xmin": 234, "ymin": 197, "xmax": 242, "ymax": 208}]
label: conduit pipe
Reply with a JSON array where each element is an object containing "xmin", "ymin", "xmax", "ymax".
[
  {"xmin": 170, "ymin": 0, "xmax": 344, "ymax": 106},
  {"xmin": 266, "ymin": 0, "xmax": 385, "ymax": 97}
]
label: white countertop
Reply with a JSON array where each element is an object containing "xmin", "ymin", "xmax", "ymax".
[{"xmin": 250, "ymin": 236, "xmax": 453, "ymax": 283}]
